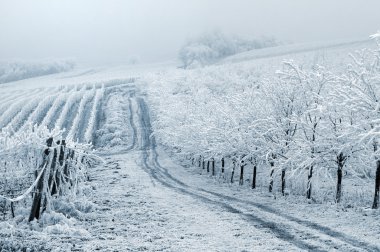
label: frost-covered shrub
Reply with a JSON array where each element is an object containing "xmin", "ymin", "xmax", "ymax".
[
  {"xmin": 51, "ymin": 197, "xmax": 95, "ymax": 219},
  {"xmin": 179, "ymin": 31, "xmax": 278, "ymax": 68},
  {"xmin": 0, "ymin": 59, "xmax": 75, "ymax": 84},
  {"xmin": 0, "ymin": 124, "xmax": 95, "ymax": 221}
]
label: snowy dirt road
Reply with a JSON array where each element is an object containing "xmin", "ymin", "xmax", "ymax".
[
  {"xmin": 3, "ymin": 83, "xmax": 376, "ymax": 251},
  {"xmin": 72, "ymin": 92, "xmax": 379, "ymax": 252}
]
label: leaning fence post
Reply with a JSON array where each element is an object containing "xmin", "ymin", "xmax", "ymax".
[
  {"xmin": 47, "ymin": 144, "xmax": 58, "ymax": 195},
  {"xmin": 54, "ymin": 140, "xmax": 66, "ymax": 195},
  {"xmin": 29, "ymin": 137, "xmax": 53, "ymax": 222},
  {"xmin": 67, "ymin": 148, "xmax": 75, "ymax": 188}
]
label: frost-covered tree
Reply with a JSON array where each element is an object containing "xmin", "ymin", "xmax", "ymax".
[
  {"xmin": 291, "ymin": 64, "xmax": 334, "ymax": 199},
  {"xmin": 261, "ymin": 62, "xmax": 307, "ymax": 195},
  {"xmin": 179, "ymin": 31, "xmax": 278, "ymax": 68},
  {"xmin": 337, "ymin": 33, "xmax": 380, "ymax": 207}
]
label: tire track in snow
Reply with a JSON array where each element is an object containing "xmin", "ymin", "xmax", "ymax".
[
  {"xmin": 135, "ymin": 98, "xmax": 323, "ymax": 251},
  {"xmin": 150, "ymin": 149, "xmax": 380, "ymax": 251}
]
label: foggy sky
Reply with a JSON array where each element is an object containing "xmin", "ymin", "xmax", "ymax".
[{"xmin": 1, "ymin": 0, "xmax": 379, "ymax": 65}]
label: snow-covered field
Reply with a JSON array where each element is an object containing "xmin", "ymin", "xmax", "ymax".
[{"xmin": 0, "ymin": 39, "xmax": 380, "ymax": 251}]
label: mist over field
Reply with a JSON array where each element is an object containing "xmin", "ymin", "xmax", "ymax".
[
  {"xmin": 0, "ymin": 0, "xmax": 379, "ymax": 65},
  {"xmin": 1, "ymin": 1, "xmax": 380, "ymax": 251}
]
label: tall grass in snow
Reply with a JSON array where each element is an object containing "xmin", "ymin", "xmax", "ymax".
[
  {"xmin": 39, "ymin": 85, "xmax": 74, "ymax": 130},
  {"xmin": 0, "ymin": 88, "xmax": 48, "ymax": 130},
  {"xmin": 84, "ymin": 84, "xmax": 105, "ymax": 144},
  {"xmin": 55, "ymin": 85, "xmax": 86, "ymax": 131},
  {"xmin": 22, "ymin": 94, "xmax": 58, "ymax": 129},
  {"xmin": 5, "ymin": 87, "xmax": 61, "ymax": 133},
  {"xmin": 66, "ymin": 88, "xmax": 95, "ymax": 142}
]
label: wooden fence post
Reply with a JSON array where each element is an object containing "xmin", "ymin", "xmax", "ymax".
[
  {"xmin": 252, "ymin": 165, "xmax": 257, "ymax": 189},
  {"xmin": 239, "ymin": 160, "xmax": 245, "ymax": 185},
  {"xmin": 221, "ymin": 157, "xmax": 225, "ymax": 175},
  {"xmin": 211, "ymin": 158, "xmax": 215, "ymax": 176},
  {"xmin": 29, "ymin": 137, "xmax": 53, "ymax": 222}
]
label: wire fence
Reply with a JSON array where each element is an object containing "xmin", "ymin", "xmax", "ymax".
[{"xmin": 0, "ymin": 137, "xmax": 93, "ymax": 221}]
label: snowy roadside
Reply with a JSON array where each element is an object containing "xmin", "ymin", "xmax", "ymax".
[
  {"xmin": 2, "ymin": 144, "xmax": 378, "ymax": 251},
  {"xmin": 1, "ymin": 57, "xmax": 379, "ymax": 251},
  {"xmin": 0, "ymin": 150, "xmax": 305, "ymax": 251},
  {"xmin": 156, "ymin": 147, "xmax": 380, "ymax": 251},
  {"xmin": 70, "ymin": 150, "xmax": 302, "ymax": 251}
]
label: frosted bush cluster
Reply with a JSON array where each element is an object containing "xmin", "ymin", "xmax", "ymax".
[{"xmin": 0, "ymin": 59, "xmax": 75, "ymax": 84}]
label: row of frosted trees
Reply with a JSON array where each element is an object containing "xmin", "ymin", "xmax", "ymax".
[{"xmin": 148, "ymin": 34, "xmax": 380, "ymax": 208}]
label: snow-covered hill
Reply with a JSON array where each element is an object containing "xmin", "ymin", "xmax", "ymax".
[
  {"xmin": 0, "ymin": 37, "xmax": 380, "ymax": 251},
  {"xmin": 220, "ymin": 38, "xmax": 372, "ymax": 65}
]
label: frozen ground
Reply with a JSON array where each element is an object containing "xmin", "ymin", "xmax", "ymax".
[
  {"xmin": 1, "ymin": 86, "xmax": 379, "ymax": 251},
  {"xmin": 1, "ymin": 40, "xmax": 380, "ymax": 251}
]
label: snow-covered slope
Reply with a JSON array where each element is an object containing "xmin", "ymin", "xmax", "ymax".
[
  {"xmin": 1, "ymin": 38, "xmax": 380, "ymax": 251},
  {"xmin": 220, "ymin": 38, "xmax": 373, "ymax": 65}
]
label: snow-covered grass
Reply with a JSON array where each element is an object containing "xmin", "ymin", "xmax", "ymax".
[{"xmin": 0, "ymin": 197, "xmax": 93, "ymax": 251}]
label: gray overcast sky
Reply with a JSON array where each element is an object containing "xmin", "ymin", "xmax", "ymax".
[{"xmin": 0, "ymin": 0, "xmax": 379, "ymax": 65}]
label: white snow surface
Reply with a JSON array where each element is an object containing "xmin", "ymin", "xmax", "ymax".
[{"xmin": 0, "ymin": 40, "xmax": 379, "ymax": 251}]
